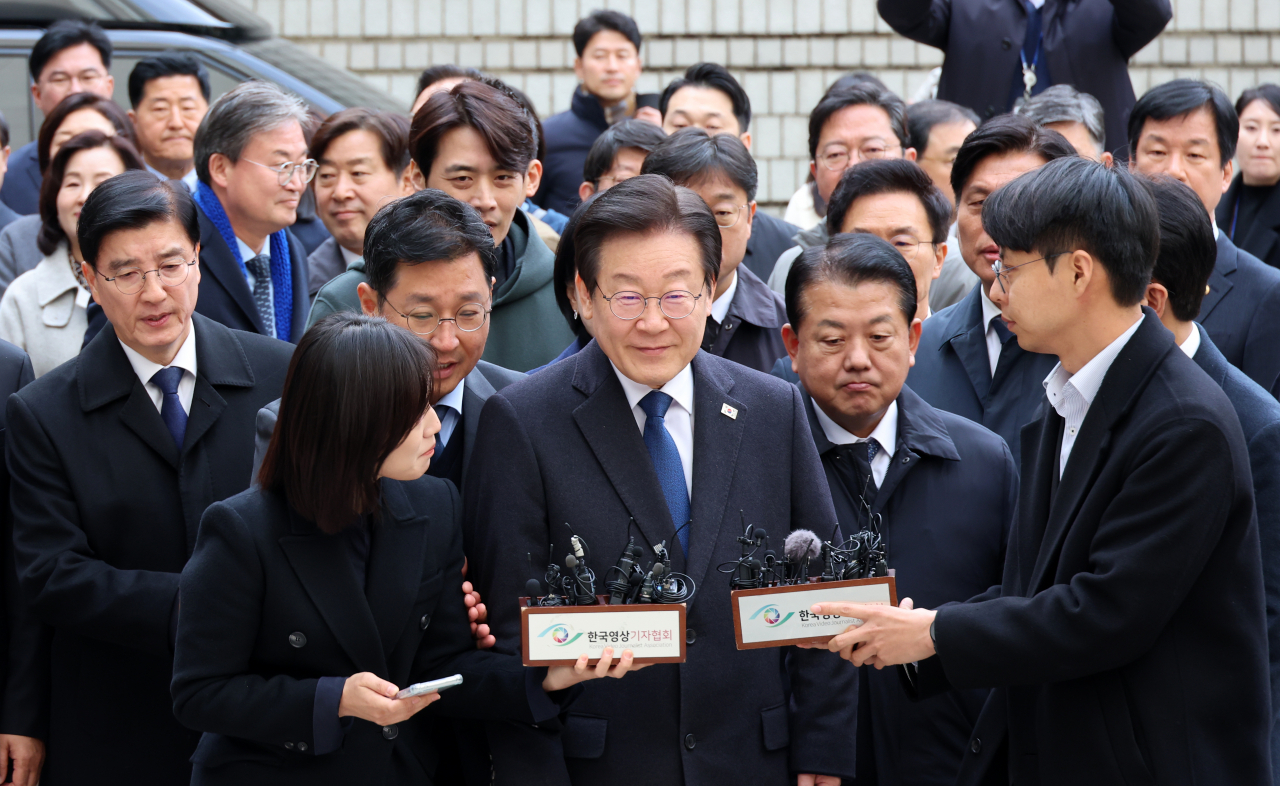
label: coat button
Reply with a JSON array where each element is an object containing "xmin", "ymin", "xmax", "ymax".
[
  {"xmin": 970, "ymin": 737, "xmax": 982, "ymax": 754},
  {"xmin": 419, "ymin": 613, "xmax": 431, "ymax": 631},
  {"xmin": 1001, "ymin": 37, "xmax": 1012, "ymax": 50},
  {"xmin": 288, "ymin": 631, "xmax": 306, "ymax": 648},
  {"xmin": 685, "ymin": 628, "xmax": 696, "ymax": 645},
  {"xmin": 684, "ymin": 733, "xmax": 696, "ymax": 750},
  {"xmin": 297, "ymin": 741, "xmax": 308, "ymax": 752},
  {"xmin": 901, "ymin": 456, "xmax": 910, "ymax": 464},
  {"xmin": 284, "ymin": 741, "xmax": 295, "ymax": 750},
  {"xmin": 383, "ymin": 724, "xmax": 399, "ymax": 740}
]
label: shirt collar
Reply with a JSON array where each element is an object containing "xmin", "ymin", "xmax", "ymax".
[
  {"xmin": 979, "ymin": 284, "xmax": 1002, "ymax": 331},
  {"xmin": 339, "ymin": 244, "xmax": 361, "ymax": 268},
  {"xmin": 1042, "ymin": 314, "xmax": 1144, "ymax": 412},
  {"xmin": 235, "ymin": 236, "xmax": 269, "ymax": 262},
  {"xmin": 118, "ymin": 316, "xmax": 199, "ymax": 386},
  {"xmin": 1179, "ymin": 323, "xmax": 1202, "ymax": 358},
  {"xmin": 811, "ymin": 398, "xmax": 898, "ymax": 458},
  {"xmin": 435, "ymin": 377, "xmax": 466, "ymax": 415},
  {"xmin": 710, "ymin": 271, "xmax": 739, "ymax": 324},
  {"xmin": 1212, "ymin": 218, "xmax": 1220, "ymax": 241},
  {"xmin": 611, "ymin": 360, "xmax": 695, "ymax": 419}
]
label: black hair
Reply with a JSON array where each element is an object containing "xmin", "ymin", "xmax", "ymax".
[
  {"xmin": 0, "ymin": 111, "xmax": 9, "ymax": 149},
  {"xmin": 906, "ymin": 99, "xmax": 980, "ymax": 157},
  {"xmin": 950, "ymin": 114, "xmax": 1077, "ymax": 201},
  {"xmin": 415, "ymin": 64, "xmax": 484, "ymax": 98},
  {"xmin": 1236, "ymin": 84, "xmax": 1280, "ymax": 123},
  {"xmin": 808, "ymin": 82, "xmax": 909, "ymax": 160},
  {"xmin": 573, "ymin": 174, "xmax": 721, "ymax": 294},
  {"xmin": 826, "ymin": 159, "xmax": 951, "ymax": 243},
  {"xmin": 127, "ymin": 51, "xmax": 211, "ymax": 109},
  {"xmin": 1128, "ymin": 79, "xmax": 1238, "ymax": 166},
  {"xmin": 785, "ymin": 233, "xmax": 918, "ymax": 330},
  {"xmin": 982, "ymin": 156, "xmax": 1158, "ymax": 307},
  {"xmin": 641, "ymin": 128, "xmax": 758, "ymax": 203},
  {"xmin": 825, "ymin": 72, "xmax": 889, "ymax": 98},
  {"xmin": 573, "ymin": 10, "xmax": 642, "ymax": 57},
  {"xmin": 29, "ymin": 20, "xmax": 111, "ymax": 83},
  {"xmin": 78, "ymin": 171, "xmax": 200, "ymax": 269},
  {"xmin": 582, "ymin": 119, "xmax": 668, "ymax": 186},
  {"xmin": 554, "ymin": 194, "xmax": 600, "ymax": 340},
  {"xmin": 1140, "ymin": 175, "xmax": 1217, "ymax": 321},
  {"xmin": 39, "ymin": 131, "xmax": 146, "ymax": 256},
  {"xmin": 660, "ymin": 62, "xmax": 752, "ymax": 133},
  {"xmin": 362, "ymin": 188, "xmax": 497, "ymax": 297}
]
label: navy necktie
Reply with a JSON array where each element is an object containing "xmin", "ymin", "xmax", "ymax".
[
  {"xmin": 640, "ymin": 391, "xmax": 691, "ymax": 556},
  {"xmin": 151, "ymin": 366, "xmax": 187, "ymax": 450},
  {"xmin": 244, "ymin": 253, "xmax": 276, "ymax": 339}
]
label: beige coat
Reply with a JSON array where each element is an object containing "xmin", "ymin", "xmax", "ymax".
[{"xmin": 0, "ymin": 242, "xmax": 89, "ymax": 377}]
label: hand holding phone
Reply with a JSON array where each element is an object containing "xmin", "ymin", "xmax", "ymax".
[{"xmin": 395, "ymin": 674, "xmax": 463, "ymax": 700}]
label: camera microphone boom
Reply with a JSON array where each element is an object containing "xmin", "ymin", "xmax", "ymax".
[{"xmin": 783, "ymin": 529, "xmax": 822, "ymax": 584}]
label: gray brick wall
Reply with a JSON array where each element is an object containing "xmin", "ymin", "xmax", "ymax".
[{"xmin": 234, "ymin": 0, "xmax": 1280, "ymax": 210}]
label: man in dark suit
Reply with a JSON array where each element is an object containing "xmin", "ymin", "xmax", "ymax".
[
  {"xmin": 466, "ymin": 175, "xmax": 856, "ymax": 786},
  {"xmin": 878, "ymin": 0, "xmax": 1170, "ymax": 154},
  {"xmin": 658, "ymin": 62, "xmax": 800, "ymax": 281},
  {"xmin": 642, "ymin": 130, "xmax": 788, "ymax": 375},
  {"xmin": 777, "ymin": 234, "xmax": 1014, "ymax": 786},
  {"xmin": 906, "ymin": 116, "xmax": 1074, "ymax": 463},
  {"xmin": 1140, "ymin": 173, "xmax": 1280, "ymax": 784},
  {"xmin": 1129, "ymin": 78, "xmax": 1280, "ymax": 397},
  {"xmin": 6, "ymin": 172, "xmax": 295, "ymax": 784},
  {"xmin": 818, "ymin": 158, "xmax": 1270, "ymax": 785},
  {"xmin": 0, "ymin": 341, "xmax": 40, "ymax": 786}
]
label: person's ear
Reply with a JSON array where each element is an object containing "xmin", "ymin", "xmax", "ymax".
[
  {"xmin": 740, "ymin": 131, "xmax": 752, "ymax": 151},
  {"xmin": 932, "ymin": 242, "xmax": 946, "ymax": 280},
  {"xmin": 781, "ymin": 323, "xmax": 801, "ymax": 373},
  {"xmin": 356, "ymin": 282, "xmax": 381, "ymax": 317},
  {"xmin": 525, "ymin": 159, "xmax": 543, "ymax": 198},
  {"xmin": 744, "ymin": 201, "xmax": 756, "ymax": 229},
  {"xmin": 29, "ymin": 81, "xmax": 40, "ymax": 106},
  {"xmin": 1101, "ymin": 151, "xmax": 1115, "ymax": 167},
  {"xmin": 572, "ymin": 57, "xmax": 585, "ymax": 84},
  {"xmin": 404, "ymin": 160, "xmax": 425, "ymax": 193},
  {"xmin": 208, "ymin": 153, "xmax": 233, "ymax": 190},
  {"xmin": 908, "ymin": 316, "xmax": 923, "ymax": 366},
  {"xmin": 1069, "ymin": 249, "xmax": 1094, "ymax": 292},
  {"xmin": 904, "ymin": 147, "xmax": 917, "ymax": 162},
  {"xmin": 127, "ymin": 109, "xmax": 137, "ymax": 127},
  {"xmin": 82, "ymin": 261, "xmax": 99, "ymax": 301},
  {"xmin": 575, "ymin": 273, "xmax": 595, "ymax": 320},
  {"xmin": 1222, "ymin": 159, "xmax": 1234, "ymax": 195},
  {"xmin": 578, "ymin": 181, "xmax": 596, "ymax": 202},
  {"xmin": 1144, "ymin": 282, "xmax": 1169, "ymax": 319}
]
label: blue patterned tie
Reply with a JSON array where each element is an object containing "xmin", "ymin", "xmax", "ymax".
[
  {"xmin": 150, "ymin": 366, "xmax": 187, "ymax": 450},
  {"xmin": 244, "ymin": 253, "xmax": 276, "ymax": 339},
  {"xmin": 640, "ymin": 391, "xmax": 691, "ymax": 556}
]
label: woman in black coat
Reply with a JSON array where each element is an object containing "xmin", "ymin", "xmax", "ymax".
[{"xmin": 171, "ymin": 313, "xmax": 638, "ymax": 785}]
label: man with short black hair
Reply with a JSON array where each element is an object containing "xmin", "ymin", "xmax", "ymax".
[
  {"xmin": 7, "ymin": 171, "xmax": 293, "ymax": 784},
  {"xmin": 1139, "ymin": 174, "xmax": 1280, "ymax": 782},
  {"xmin": 1, "ymin": 20, "xmax": 114, "ymax": 215},
  {"xmin": 778, "ymin": 232, "xmax": 1013, "ymax": 786},
  {"xmin": 642, "ymin": 129, "xmax": 788, "ymax": 374},
  {"xmin": 126, "ymin": 51, "xmax": 211, "ymax": 191},
  {"xmin": 1129, "ymin": 78, "xmax": 1280, "ymax": 397},
  {"xmin": 816, "ymin": 156, "xmax": 1270, "ymax": 786},
  {"xmin": 906, "ymin": 115, "xmax": 1073, "ymax": 463},
  {"xmin": 578, "ymin": 118, "xmax": 667, "ymax": 202},
  {"xmin": 536, "ymin": 10, "xmax": 660, "ymax": 215}
]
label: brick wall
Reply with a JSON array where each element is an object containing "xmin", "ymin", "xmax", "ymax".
[{"xmin": 236, "ymin": 0, "xmax": 1280, "ymax": 210}]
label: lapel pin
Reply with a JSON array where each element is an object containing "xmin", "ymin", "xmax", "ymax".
[{"xmin": 721, "ymin": 403, "xmax": 738, "ymax": 419}]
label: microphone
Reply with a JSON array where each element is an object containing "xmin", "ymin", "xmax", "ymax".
[
  {"xmin": 564, "ymin": 534, "xmax": 598, "ymax": 605},
  {"xmin": 607, "ymin": 540, "xmax": 644, "ymax": 605},
  {"xmin": 525, "ymin": 578, "xmax": 543, "ymax": 599},
  {"xmin": 640, "ymin": 561, "xmax": 664, "ymax": 603},
  {"xmin": 784, "ymin": 529, "xmax": 822, "ymax": 584}
]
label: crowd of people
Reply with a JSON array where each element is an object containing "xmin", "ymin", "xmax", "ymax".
[{"xmin": 0, "ymin": 4, "xmax": 1278, "ymax": 785}]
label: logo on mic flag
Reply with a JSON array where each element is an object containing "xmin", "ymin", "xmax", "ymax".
[
  {"xmin": 749, "ymin": 604, "xmax": 793, "ymax": 627},
  {"xmin": 537, "ymin": 623, "xmax": 584, "ymax": 647}
]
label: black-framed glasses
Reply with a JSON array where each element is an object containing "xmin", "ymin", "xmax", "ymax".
[
  {"xmin": 993, "ymin": 251, "xmax": 1066, "ymax": 293},
  {"xmin": 97, "ymin": 257, "xmax": 197, "ymax": 295},
  {"xmin": 244, "ymin": 158, "xmax": 319, "ymax": 186},
  {"xmin": 598, "ymin": 288, "xmax": 703, "ymax": 320},
  {"xmin": 383, "ymin": 297, "xmax": 491, "ymax": 335}
]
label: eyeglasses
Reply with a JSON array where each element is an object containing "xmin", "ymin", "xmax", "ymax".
[
  {"xmin": 710, "ymin": 204, "xmax": 751, "ymax": 229},
  {"xmin": 886, "ymin": 235, "xmax": 936, "ymax": 263},
  {"xmin": 382, "ymin": 298, "xmax": 491, "ymax": 335},
  {"xmin": 599, "ymin": 288, "xmax": 703, "ymax": 320},
  {"xmin": 817, "ymin": 143, "xmax": 901, "ymax": 171},
  {"xmin": 97, "ymin": 257, "xmax": 197, "ymax": 295},
  {"xmin": 44, "ymin": 70, "xmax": 105, "ymax": 90},
  {"xmin": 244, "ymin": 158, "xmax": 319, "ymax": 186},
  {"xmin": 992, "ymin": 251, "xmax": 1065, "ymax": 293}
]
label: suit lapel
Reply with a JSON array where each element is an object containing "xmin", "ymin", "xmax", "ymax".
[
  {"xmin": 946, "ymin": 289, "xmax": 994, "ymax": 403},
  {"xmin": 1017, "ymin": 413, "xmax": 1060, "ymax": 594},
  {"xmin": 118, "ymin": 384, "xmax": 181, "ymax": 468},
  {"xmin": 460, "ymin": 365, "xmax": 497, "ymax": 487},
  {"xmin": 570, "ymin": 344, "xmax": 686, "ymax": 570},
  {"xmin": 197, "ymin": 207, "xmax": 266, "ymax": 334},
  {"xmin": 1199, "ymin": 234, "xmax": 1238, "ymax": 321},
  {"xmin": 364, "ymin": 482, "xmax": 427, "ymax": 659},
  {"xmin": 686, "ymin": 354, "xmax": 744, "ymax": 607}
]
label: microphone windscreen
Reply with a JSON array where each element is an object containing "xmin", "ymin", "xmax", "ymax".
[
  {"xmin": 753, "ymin": 527, "xmax": 768, "ymax": 541},
  {"xmin": 525, "ymin": 579, "xmax": 543, "ymax": 597},
  {"xmin": 784, "ymin": 529, "xmax": 822, "ymax": 561},
  {"xmin": 652, "ymin": 562, "xmax": 666, "ymax": 577},
  {"xmin": 565, "ymin": 554, "xmax": 578, "ymax": 569}
]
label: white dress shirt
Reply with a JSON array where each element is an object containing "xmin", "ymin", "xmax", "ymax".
[
  {"xmin": 435, "ymin": 378, "xmax": 465, "ymax": 449},
  {"xmin": 1042, "ymin": 315, "xmax": 1144, "ymax": 477},
  {"xmin": 338, "ymin": 244, "xmax": 362, "ymax": 269},
  {"xmin": 235, "ymin": 237, "xmax": 277, "ymax": 338},
  {"xmin": 145, "ymin": 164, "xmax": 199, "ymax": 193},
  {"xmin": 1178, "ymin": 324, "xmax": 1202, "ymax": 359},
  {"xmin": 980, "ymin": 285, "xmax": 1004, "ymax": 377},
  {"xmin": 811, "ymin": 399, "xmax": 898, "ymax": 487},
  {"xmin": 613, "ymin": 362, "xmax": 695, "ymax": 494},
  {"xmin": 710, "ymin": 271, "xmax": 739, "ymax": 325},
  {"xmin": 118, "ymin": 318, "xmax": 198, "ymax": 415}
]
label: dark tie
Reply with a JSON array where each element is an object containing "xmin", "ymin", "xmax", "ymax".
[
  {"xmin": 832, "ymin": 439, "xmax": 881, "ymax": 514},
  {"xmin": 244, "ymin": 253, "xmax": 276, "ymax": 339},
  {"xmin": 434, "ymin": 404, "xmax": 452, "ymax": 448},
  {"xmin": 640, "ymin": 391, "xmax": 691, "ymax": 556},
  {"xmin": 150, "ymin": 366, "xmax": 187, "ymax": 450}
]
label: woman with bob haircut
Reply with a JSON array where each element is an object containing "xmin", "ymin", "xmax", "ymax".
[{"xmin": 172, "ymin": 313, "xmax": 639, "ymax": 785}]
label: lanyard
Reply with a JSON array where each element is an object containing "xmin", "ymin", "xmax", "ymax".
[{"xmin": 1021, "ymin": 38, "xmax": 1043, "ymax": 100}]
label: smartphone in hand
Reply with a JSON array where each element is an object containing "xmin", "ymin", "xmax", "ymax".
[{"xmin": 394, "ymin": 674, "xmax": 463, "ymax": 700}]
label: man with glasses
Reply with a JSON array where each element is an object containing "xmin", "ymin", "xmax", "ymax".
[
  {"xmin": 466, "ymin": 173, "xmax": 856, "ymax": 786},
  {"xmin": 766, "ymin": 82, "xmax": 916, "ymax": 289},
  {"xmin": 5, "ymin": 171, "xmax": 293, "ymax": 784},
  {"xmin": 187, "ymin": 81, "xmax": 312, "ymax": 343},
  {"xmin": 642, "ymin": 129, "xmax": 788, "ymax": 374},
  {"xmin": 1, "ymin": 20, "xmax": 115, "ymax": 215},
  {"xmin": 906, "ymin": 115, "xmax": 1074, "ymax": 464}
]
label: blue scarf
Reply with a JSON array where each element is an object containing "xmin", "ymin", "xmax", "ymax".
[{"xmin": 194, "ymin": 180, "xmax": 293, "ymax": 341}]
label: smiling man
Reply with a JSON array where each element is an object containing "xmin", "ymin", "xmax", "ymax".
[
  {"xmin": 466, "ymin": 174, "xmax": 856, "ymax": 786},
  {"xmin": 5, "ymin": 171, "xmax": 293, "ymax": 784},
  {"xmin": 127, "ymin": 52, "xmax": 211, "ymax": 192}
]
